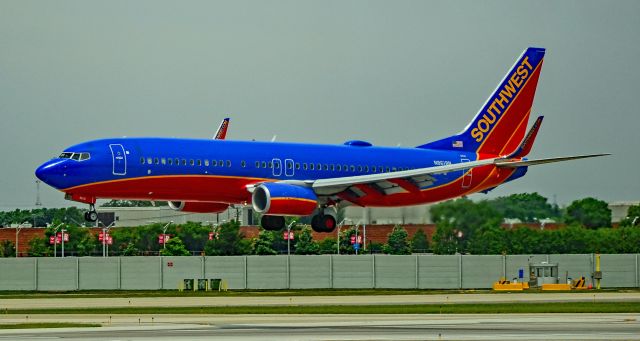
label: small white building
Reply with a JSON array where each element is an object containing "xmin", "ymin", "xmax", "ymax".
[{"xmin": 608, "ymin": 201, "xmax": 640, "ymax": 223}]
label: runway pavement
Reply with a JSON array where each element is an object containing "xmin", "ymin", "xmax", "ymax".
[
  {"xmin": 0, "ymin": 313, "xmax": 639, "ymax": 340},
  {"xmin": 0, "ymin": 292, "xmax": 639, "ymax": 309}
]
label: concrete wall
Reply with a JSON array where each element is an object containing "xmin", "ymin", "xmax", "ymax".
[{"xmin": 0, "ymin": 254, "xmax": 637, "ymax": 291}]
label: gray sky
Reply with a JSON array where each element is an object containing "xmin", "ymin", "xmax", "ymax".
[{"xmin": 1, "ymin": 0, "xmax": 638, "ymax": 209}]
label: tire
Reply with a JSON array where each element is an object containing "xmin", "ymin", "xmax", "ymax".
[
  {"xmin": 261, "ymin": 215, "xmax": 285, "ymax": 231},
  {"xmin": 321, "ymin": 215, "xmax": 337, "ymax": 233},
  {"xmin": 88, "ymin": 211, "xmax": 98, "ymax": 222}
]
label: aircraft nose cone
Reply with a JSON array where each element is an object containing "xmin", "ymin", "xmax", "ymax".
[
  {"xmin": 35, "ymin": 160, "xmax": 65, "ymax": 188},
  {"xmin": 35, "ymin": 163, "xmax": 49, "ymax": 182}
]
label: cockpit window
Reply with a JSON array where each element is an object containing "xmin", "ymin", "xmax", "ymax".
[{"xmin": 59, "ymin": 152, "xmax": 90, "ymax": 161}]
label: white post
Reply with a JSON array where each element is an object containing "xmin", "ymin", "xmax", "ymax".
[
  {"xmin": 61, "ymin": 228, "xmax": 66, "ymax": 258},
  {"xmin": 15, "ymin": 225, "xmax": 22, "ymax": 258}
]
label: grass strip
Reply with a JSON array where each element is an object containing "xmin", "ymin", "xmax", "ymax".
[
  {"xmin": 4, "ymin": 302, "xmax": 640, "ymax": 315},
  {"xmin": 0, "ymin": 288, "xmax": 632, "ymax": 299},
  {"xmin": 0, "ymin": 323, "xmax": 100, "ymax": 329}
]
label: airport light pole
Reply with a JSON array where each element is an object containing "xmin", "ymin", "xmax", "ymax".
[
  {"xmin": 162, "ymin": 221, "xmax": 173, "ymax": 250},
  {"xmin": 52, "ymin": 223, "xmax": 64, "ymax": 258},
  {"xmin": 337, "ymin": 219, "xmax": 351, "ymax": 255},
  {"xmin": 15, "ymin": 223, "xmax": 26, "ymax": 258},
  {"xmin": 286, "ymin": 219, "xmax": 297, "ymax": 256},
  {"xmin": 60, "ymin": 228, "xmax": 67, "ymax": 258},
  {"xmin": 100, "ymin": 221, "xmax": 116, "ymax": 257}
]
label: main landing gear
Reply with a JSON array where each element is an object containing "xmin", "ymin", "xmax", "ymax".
[
  {"xmin": 84, "ymin": 204, "xmax": 98, "ymax": 222},
  {"xmin": 311, "ymin": 213, "xmax": 336, "ymax": 233},
  {"xmin": 261, "ymin": 215, "xmax": 285, "ymax": 231}
]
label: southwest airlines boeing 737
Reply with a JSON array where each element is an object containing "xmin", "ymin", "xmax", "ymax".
[{"xmin": 35, "ymin": 47, "xmax": 606, "ymax": 232}]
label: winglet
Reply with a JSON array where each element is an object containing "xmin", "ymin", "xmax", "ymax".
[
  {"xmin": 506, "ymin": 115, "xmax": 543, "ymax": 158},
  {"xmin": 213, "ymin": 117, "xmax": 230, "ymax": 140}
]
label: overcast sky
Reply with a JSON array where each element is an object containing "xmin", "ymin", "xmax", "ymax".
[{"xmin": 1, "ymin": 0, "xmax": 638, "ymax": 210}]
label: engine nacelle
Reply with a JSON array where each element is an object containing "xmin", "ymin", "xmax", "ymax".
[
  {"xmin": 252, "ymin": 183, "xmax": 317, "ymax": 216},
  {"xmin": 168, "ymin": 201, "xmax": 229, "ymax": 213}
]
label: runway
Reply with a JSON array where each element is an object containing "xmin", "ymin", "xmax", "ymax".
[
  {"xmin": 1, "ymin": 292, "xmax": 639, "ymax": 309},
  {"xmin": 0, "ymin": 314, "xmax": 639, "ymax": 340}
]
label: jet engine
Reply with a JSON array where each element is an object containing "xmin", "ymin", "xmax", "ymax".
[
  {"xmin": 168, "ymin": 201, "xmax": 229, "ymax": 213},
  {"xmin": 252, "ymin": 183, "xmax": 317, "ymax": 216}
]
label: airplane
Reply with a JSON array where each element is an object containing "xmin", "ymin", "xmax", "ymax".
[{"xmin": 35, "ymin": 47, "xmax": 607, "ymax": 232}]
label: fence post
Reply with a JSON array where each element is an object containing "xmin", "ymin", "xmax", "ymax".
[
  {"xmin": 415, "ymin": 254, "xmax": 419, "ymax": 289},
  {"xmin": 34, "ymin": 258, "xmax": 38, "ymax": 291},
  {"xmin": 76, "ymin": 258, "xmax": 80, "ymax": 290},
  {"xmin": 287, "ymin": 255, "xmax": 290, "ymax": 289},
  {"xmin": 502, "ymin": 254, "xmax": 506, "ymax": 279},
  {"xmin": 118, "ymin": 257, "xmax": 122, "ymax": 290},
  {"xmin": 159, "ymin": 256, "xmax": 163, "ymax": 289},
  {"xmin": 329, "ymin": 255, "xmax": 333, "ymax": 289},
  {"xmin": 201, "ymin": 256, "xmax": 205, "ymax": 279},
  {"xmin": 372, "ymin": 254, "xmax": 376, "ymax": 289},
  {"xmin": 244, "ymin": 256, "xmax": 248, "ymax": 289},
  {"xmin": 458, "ymin": 254, "xmax": 463, "ymax": 289},
  {"xmin": 636, "ymin": 254, "xmax": 639, "ymax": 288}
]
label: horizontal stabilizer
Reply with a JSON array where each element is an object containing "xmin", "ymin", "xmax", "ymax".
[
  {"xmin": 496, "ymin": 154, "xmax": 610, "ymax": 168},
  {"xmin": 507, "ymin": 115, "xmax": 543, "ymax": 158}
]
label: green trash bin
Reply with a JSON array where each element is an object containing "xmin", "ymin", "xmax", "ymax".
[
  {"xmin": 183, "ymin": 279, "xmax": 194, "ymax": 291},
  {"xmin": 197, "ymin": 279, "xmax": 208, "ymax": 291},
  {"xmin": 210, "ymin": 278, "xmax": 222, "ymax": 291}
]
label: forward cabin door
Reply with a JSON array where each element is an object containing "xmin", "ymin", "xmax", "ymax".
[{"xmin": 109, "ymin": 144, "xmax": 127, "ymax": 175}]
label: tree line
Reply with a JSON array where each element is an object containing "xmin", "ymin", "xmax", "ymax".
[{"xmin": 0, "ymin": 193, "xmax": 639, "ymax": 257}]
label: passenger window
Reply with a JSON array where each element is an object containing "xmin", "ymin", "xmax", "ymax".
[
  {"xmin": 323, "ymin": 164, "xmax": 328, "ymax": 171},
  {"xmin": 190, "ymin": 159, "xmax": 195, "ymax": 166},
  {"xmin": 310, "ymin": 163, "xmax": 315, "ymax": 170},
  {"xmin": 261, "ymin": 161, "xmax": 267, "ymax": 168},
  {"xmin": 316, "ymin": 163, "xmax": 321, "ymax": 170},
  {"xmin": 197, "ymin": 159, "xmax": 202, "ymax": 166},
  {"xmin": 343, "ymin": 165, "xmax": 348, "ymax": 171},
  {"xmin": 226, "ymin": 160, "xmax": 231, "ymax": 167},
  {"xmin": 392, "ymin": 167, "xmax": 397, "ymax": 172},
  {"xmin": 147, "ymin": 157, "xmax": 153, "ymax": 164},
  {"xmin": 268, "ymin": 162, "xmax": 273, "ymax": 168},
  {"xmin": 140, "ymin": 157, "xmax": 145, "ymax": 164},
  {"xmin": 358, "ymin": 166, "xmax": 363, "ymax": 172},
  {"xmin": 182, "ymin": 159, "xmax": 187, "ymax": 166},
  {"xmin": 350, "ymin": 165, "xmax": 355, "ymax": 172},
  {"xmin": 287, "ymin": 163, "xmax": 292, "ymax": 170},
  {"xmin": 386, "ymin": 167, "xmax": 390, "ymax": 172},
  {"xmin": 255, "ymin": 161, "xmax": 259, "ymax": 168},
  {"xmin": 303, "ymin": 163, "xmax": 308, "ymax": 170},
  {"xmin": 213, "ymin": 160, "xmax": 218, "ymax": 167},
  {"xmin": 204, "ymin": 160, "xmax": 209, "ymax": 166},
  {"xmin": 218, "ymin": 160, "xmax": 223, "ymax": 166},
  {"xmin": 241, "ymin": 160, "xmax": 246, "ymax": 168},
  {"xmin": 372, "ymin": 166, "xmax": 376, "ymax": 173},
  {"xmin": 295, "ymin": 163, "xmax": 300, "ymax": 170},
  {"xmin": 168, "ymin": 158, "xmax": 173, "ymax": 166},
  {"xmin": 274, "ymin": 162, "xmax": 280, "ymax": 169},
  {"xmin": 175, "ymin": 158, "xmax": 179, "ymax": 165},
  {"xmin": 337, "ymin": 165, "xmax": 341, "ymax": 171},
  {"xmin": 161, "ymin": 158, "xmax": 166, "ymax": 165},
  {"xmin": 330, "ymin": 164, "xmax": 335, "ymax": 171},
  {"xmin": 154, "ymin": 158, "xmax": 159, "ymax": 165}
]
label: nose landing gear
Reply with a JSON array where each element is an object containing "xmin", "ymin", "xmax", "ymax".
[{"xmin": 84, "ymin": 204, "xmax": 98, "ymax": 222}]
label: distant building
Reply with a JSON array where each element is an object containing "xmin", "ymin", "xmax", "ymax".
[
  {"xmin": 344, "ymin": 205, "xmax": 432, "ymax": 225},
  {"xmin": 95, "ymin": 206, "xmax": 250, "ymax": 227},
  {"xmin": 609, "ymin": 201, "xmax": 640, "ymax": 223}
]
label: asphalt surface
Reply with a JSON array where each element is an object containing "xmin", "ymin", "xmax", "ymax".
[
  {"xmin": 0, "ymin": 314, "xmax": 639, "ymax": 340},
  {"xmin": 1, "ymin": 292, "xmax": 640, "ymax": 309}
]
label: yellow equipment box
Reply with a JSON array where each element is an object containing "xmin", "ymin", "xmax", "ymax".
[{"xmin": 541, "ymin": 283, "xmax": 572, "ymax": 291}]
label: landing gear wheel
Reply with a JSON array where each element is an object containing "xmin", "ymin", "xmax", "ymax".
[
  {"xmin": 85, "ymin": 204, "xmax": 98, "ymax": 222},
  {"xmin": 261, "ymin": 215, "xmax": 285, "ymax": 231},
  {"xmin": 311, "ymin": 214, "xmax": 336, "ymax": 233}
]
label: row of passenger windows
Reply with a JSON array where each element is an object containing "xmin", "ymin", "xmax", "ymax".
[
  {"xmin": 141, "ymin": 156, "xmax": 412, "ymax": 174},
  {"xmin": 254, "ymin": 161, "xmax": 412, "ymax": 173},
  {"xmin": 141, "ymin": 157, "xmax": 232, "ymax": 168}
]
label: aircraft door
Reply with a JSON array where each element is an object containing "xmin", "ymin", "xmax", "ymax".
[
  {"xmin": 109, "ymin": 144, "xmax": 127, "ymax": 175},
  {"xmin": 284, "ymin": 159, "xmax": 294, "ymax": 177},
  {"xmin": 460, "ymin": 158, "xmax": 472, "ymax": 188},
  {"xmin": 272, "ymin": 158, "xmax": 282, "ymax": 177}
]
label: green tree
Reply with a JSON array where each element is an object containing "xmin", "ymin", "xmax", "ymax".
[
  {"xmin": 431, "ymin": 221, "xmax": 460, "ymax": 254},
  {"xmin": 294, "ymin": 227, "xmax": 320, "ymax": 255},
  {"xmin": 0, "ymin": 240, "xmax": 15, "ymax": 257},
  {"xmin": 467, "ymin": 224, "xmax": 507, "ymax": 254},
  {"xmin": 318, "ymin": 238, "xmax": 337, "ymax": 254},
  {"xmin": 564, "ymin": 197, "xmax": 611, "ymax": 228},
  {"xmin": 252, "ymin": 230, "xmax": 278, "ymax": 255},
  {"xmin": 27, "ymin": 237, "xmax": 51, "ymax": 257},
  {"xmin": 160, "ymin": 237, "xmax": 191, "ymax": 256},
  {"xmin": 204, "ymin": 221, "xmax": 250, "ymax": 256},
  {"xmin": 488, "ymin": 192, "xmax": 559, "ymax": 222},
  {"xmin": 410, "ymin": 228, "xmax": 429, "ymax": 253},
  {"xmin": 384, "ymin": 225, "xmax": 411, "ymax": 255},
  {"xmin": 177, "ymin": 222, "xmax": 210, "ymax": 252}
]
